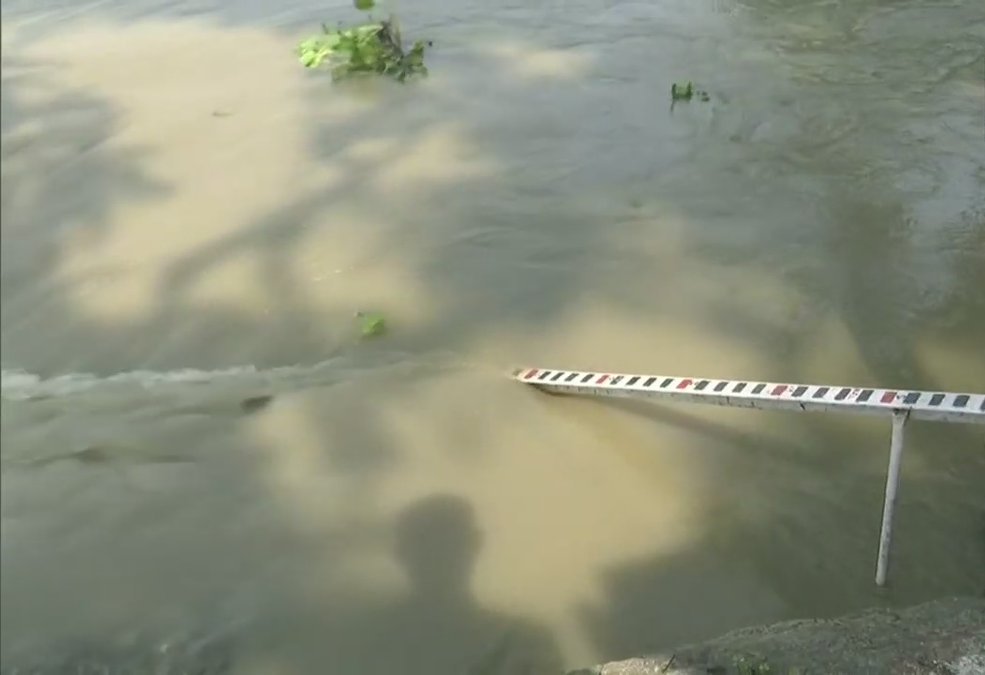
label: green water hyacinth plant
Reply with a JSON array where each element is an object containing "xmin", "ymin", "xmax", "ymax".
[
  {"xmin": 671, "ymin": 81, "xmax": 710, "ymax": 102},
  {"xmin": 298, "ymin": 0, "xmax": 429, "ymax": 82},
  {"xmin": 355, "ymin": 311, "xmax": 386, "ymax": 338}
]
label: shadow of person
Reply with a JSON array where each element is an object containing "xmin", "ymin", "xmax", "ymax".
[
  {"xmin": 322, "ymin": 494, "xmax": 564, "ymax": 675},
  {"xmin": 397, "ymin": 493, "xmax": 484, "ymax": 613}
]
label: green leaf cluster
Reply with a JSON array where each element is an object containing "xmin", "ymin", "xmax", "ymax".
[
  {"xmin": 356, "ymin": 312, "xmax": 386, "ymax": 338},
  {"xmin": 671, "ymin": 81, "xmax": 710, "ymax": 102},
  {"xmin": 298, "ymin": 11, "xmax": 429, "ymax": 82}
]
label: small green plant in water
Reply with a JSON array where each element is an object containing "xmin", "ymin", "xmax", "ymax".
[
  {"xmin": 298, "ymin": 0, "xmax": 429, "ymax": 82},
  {"xmin": 356, "ymin": 311, "xmax": 386, "ymax": 338},
  {"xmin": 671, "ymin": 81, "xmax": 710, "ymax": 102}
]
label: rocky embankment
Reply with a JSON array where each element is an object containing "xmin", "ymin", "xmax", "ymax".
[{"xmin": 572, "ymin": 596, "xmax": 985, "ymax": 675}]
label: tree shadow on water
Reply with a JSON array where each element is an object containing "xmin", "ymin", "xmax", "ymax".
[{"xmin": 1, "ymin": 54, "xmax": 172, "ymax": 373}]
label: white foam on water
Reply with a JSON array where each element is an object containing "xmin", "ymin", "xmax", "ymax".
[
  {"xmin": 0, "ymin": 366, "xmax": 264, "ymax": 400},
  {"xmin": 0, "ymin": 350, "xmax": 477, "ymax": 401}
]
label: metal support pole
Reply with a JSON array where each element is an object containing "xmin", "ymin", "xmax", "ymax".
[{"xmin": 875, "ymin": 410, "xmax": 909, "ymax": 586}]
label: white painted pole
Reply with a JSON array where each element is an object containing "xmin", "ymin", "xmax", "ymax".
[{"xmin": 875, "ymin": 410, "xmax": 909, "ymax": 586}]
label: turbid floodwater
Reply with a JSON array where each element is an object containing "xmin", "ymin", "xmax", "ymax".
[{"xmin": 2, "ymin": 0, "xmax": 984, "ymax": 672}]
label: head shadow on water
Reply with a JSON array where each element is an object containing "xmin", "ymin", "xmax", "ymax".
[{"xmin": 395, "ymin": 493, "xmax": 483, "ymax": 601}]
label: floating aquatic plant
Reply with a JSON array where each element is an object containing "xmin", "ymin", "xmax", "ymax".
[
  {"xmin": 671, "ymin": 81, "xmax": 710, "ymax": 102},
  {"xmin": 356, "ymin": 311, "xmax": 386, "ymax": 338},
  {"xmin": 298, "ymin": 0, "xmax": 429, "ymax": 82}
]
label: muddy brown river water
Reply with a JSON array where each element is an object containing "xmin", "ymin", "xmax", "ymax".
[{"xmin": 2, "ymin": 0, "xmax": 984, "ymax": 672}]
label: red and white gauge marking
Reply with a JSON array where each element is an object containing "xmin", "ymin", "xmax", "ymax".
[{"xmin": 512, "ymin": 367, "xmax": 985, "ymax": 424}]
